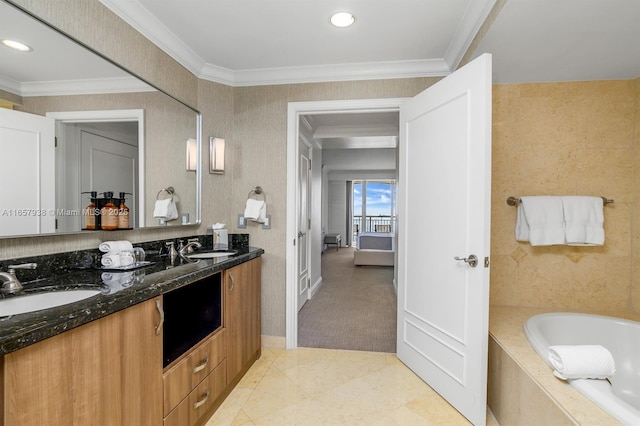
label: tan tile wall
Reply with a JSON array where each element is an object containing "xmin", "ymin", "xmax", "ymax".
[{"xmin": 491, "ymin": 80, "xmax": 638, "ymax": 312}]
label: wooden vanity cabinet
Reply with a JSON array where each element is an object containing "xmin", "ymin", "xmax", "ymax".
[
  {"xmin": 225, "ymin": 257, "xmax": 262, "ymax": 385},
  {"xmin": 1, "ymin": 297, "xmax": 164, "ymax": 426}
]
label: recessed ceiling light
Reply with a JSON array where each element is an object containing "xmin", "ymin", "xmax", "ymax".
[
  {"xmin": 1, "ymin": 39, "xmax": 32, "ymax": 52},
  {"xmin": 330, "ymin": 12, "xmax": 355, "ymax": 28}
]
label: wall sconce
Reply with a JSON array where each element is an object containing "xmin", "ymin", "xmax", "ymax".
[
  {"xmin": 186, "ymin": 138, "xmax": 197, "ymax": 171},
  {"xmin": 210, "ymin": 137, "xmax": 225, "ymax": 174}
]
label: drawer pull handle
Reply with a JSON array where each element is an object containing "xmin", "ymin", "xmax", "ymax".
[
  {"xmin": 193, "ymin": 357, "xmax": 209, "ymax": 374},
  {"xmin": 229, "ymin": 271, "xmax": 235, "ymax": 292},
  {"xmin": 193, "ymin": 390, "xmax": 210, "ymax": 410},
  {"xmin": 155, "ymin": 299, "xmax": 164, "ymax": 336}
]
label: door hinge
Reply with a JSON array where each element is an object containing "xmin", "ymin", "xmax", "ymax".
[
  {"xmin": 484, "ymin": 256, "xmax": 490, "ymax": 268},
  {"xmin": 55, "ymin": 218, "xmax": 58, "ymax": 230},
  {"xmin": 308, "ymin": 159, "xmax": 312, "ymax": 170},
  {"xmin": 308, "ymin": 218, "xmax": 311, "ymax": 230},
  {"xmin": 54, "ymin": 136, "xmax": 58, "ymax": 147},
  {"xmin": 293, "ymin": 238, "xmax": 296, "ymax": 246}
]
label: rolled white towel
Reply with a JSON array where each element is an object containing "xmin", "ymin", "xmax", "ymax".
[
  {"xmin": 100, "ymin": 253, "xmax": 121, "ymax": 268},
  {"xmin": 548, "ymin": 345, "xmax": 616, "ymax": 380},
  {"xmin": 99, "ymin": 240, "xmax": 133, "ymax": 253}
]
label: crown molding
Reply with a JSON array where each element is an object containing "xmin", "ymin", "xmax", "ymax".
[
  {"xmin": 444, "ymin": 0, "xmax": 498, "ymax": 70},
  {"xmin": 99, "ymin": 0, "xmax": 497, "ymax": 87},
  {"xmin": 19, "ymin": 76, "xmax": 155, "ymax": 97},
  {"xmin": 99, "ymin": 0, "xmax": 205, "ymax": 76}
]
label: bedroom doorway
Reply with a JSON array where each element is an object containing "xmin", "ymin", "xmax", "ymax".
[{"xmin": 287, "ymin": 98, "xmax": 403, "ymax": 350}]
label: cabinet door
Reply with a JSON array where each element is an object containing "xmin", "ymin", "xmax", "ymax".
[
  {"xmin": 225, "ymin": 257, "xmax": 261, "ymax": 384},
  {"xmin": 3, "ymin": 297, "xmax": 164, "ymax": 426}
]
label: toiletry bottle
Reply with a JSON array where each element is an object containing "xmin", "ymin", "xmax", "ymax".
[
  {"xmin": 117, "ymin": 192, "xmax": 132, "ymax": 229},
  {"xmin": 81, "ymin": 191, "xmax": 97, "ymax": 230},
  {"xmin": 101, "ymin": 191, "xmax": 119, "ymax": 230}
]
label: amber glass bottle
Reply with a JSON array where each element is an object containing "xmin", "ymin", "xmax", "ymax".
[{"xmin": 101, "ymin": 191, "xmax": 119, "ymax": 231}]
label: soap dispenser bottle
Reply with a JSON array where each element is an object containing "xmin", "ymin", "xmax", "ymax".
[
  {"xmin": 117, "ymin": 192, "xmax": 132, "ymax": 229},
  {"xmin": 82, "ymin": 191, "xmax": 97, "ymax": 230},
  {"xmin": 101, "ymin": 191, "xmax": 119, "ymax": 231}
]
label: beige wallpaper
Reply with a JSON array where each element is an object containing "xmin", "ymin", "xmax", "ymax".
[{"xmin": 491, "ymin": 80, "xmax": 638, "ymax": 312}]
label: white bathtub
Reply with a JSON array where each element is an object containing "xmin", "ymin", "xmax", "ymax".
[{"xmin": 524, "ymin": 312, "xmax": 640, "ymax": 425}]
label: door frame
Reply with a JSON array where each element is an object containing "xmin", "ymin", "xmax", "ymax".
[
  {"xmin": 286, "ymin": 98, "xmax": 407, "ymax": 349},
  {"xmin": 46, "ymin": 109, "xmax": 145, "ymax": 227}
]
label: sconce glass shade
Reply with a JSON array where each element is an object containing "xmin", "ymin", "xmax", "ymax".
[
  {"xmin": 186, "ymin": 138, "xmax": 197, "ymax": 171},
  {"xmin": 210, "ymin": 137, "xmax": 225, "ymax": 174}
]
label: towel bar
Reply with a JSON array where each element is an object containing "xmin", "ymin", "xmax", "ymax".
[
  {"xmin": 157, "ymin": 187, "xmax": 174, "ymax": 200},
  {"xmin": 507, "ymin": 196, "xmax": 613, "ymax": 206},
  {"xmin": 248, "ymin": 186, "xmax": 266, "ymax": 203}
]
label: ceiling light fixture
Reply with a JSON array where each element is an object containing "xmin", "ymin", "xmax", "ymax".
[
  {"xmin": 330, "ymin": 12, "xmax": 355, "ymax": 28},
  {"xmin": 1, "ymin": 39, "xmax": 32, "ymax": 52}
]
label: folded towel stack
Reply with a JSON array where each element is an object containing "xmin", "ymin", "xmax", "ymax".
[
  {"xmin": 153, "ymin": 198, "xmax": 179, "ymax": 221},
  {"xmin": 244, "ymin": 198, "xmax": 266, "ymax": 223},
  {"xmin": 548, "ymin": 345, "xmax": 616, "ymax": 380},
  {"xmin": 99, "ymin": 240, "xmax": 133, "ymax": 268},
  {"xmin": 515, "ymin": 196, "xmax": 605, "ymax": 246}
]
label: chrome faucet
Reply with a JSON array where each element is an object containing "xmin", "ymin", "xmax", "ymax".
[
  {"xmin": 0, "ymin": 263, "xmax": 37, "ymax": 294},
  {"xmin": 179, "ymin": 240, "xmax": 202, "ymax": 256}
]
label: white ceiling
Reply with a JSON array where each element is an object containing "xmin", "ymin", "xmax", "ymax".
[{"xmin": 99, "ymin": 0, "xmax": 640, "ymax": 86}]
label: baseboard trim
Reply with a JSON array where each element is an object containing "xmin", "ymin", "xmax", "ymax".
[{"xmin": 309, "ymin": 276, "xmax": 323, "ymax": 298}]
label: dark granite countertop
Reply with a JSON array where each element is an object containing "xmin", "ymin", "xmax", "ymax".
[{"xmin": 0, "ymin": 246, "xmax": 263, "ymax": 355}]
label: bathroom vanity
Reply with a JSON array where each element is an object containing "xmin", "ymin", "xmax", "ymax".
[{"xmin": 0, "ymin": 246, "xmax": 263, "ymax": 426}]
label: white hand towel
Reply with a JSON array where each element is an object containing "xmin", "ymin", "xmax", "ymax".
[
  {"xmin": 519, "ymin": 196, "xmax": 565, "ymax": 246},
  {"xmin": 153, "ymin": 198, "xmax": 179, "ymax": 220},
  {"xmin": 562, "ymin": 196, "xmax": 605, "ymax": 246},
  {"xmin": 244, "ymin": 199, "xmax": 265, "ymax": 222},
  {"xmin": 548, "ymin": 345, "xmax": 616, "ymax": 380},
  {"xmin": 99, "ymin": 240, "xmax": 133, "ymax": 253},
  {"xmin": 515, "ymin": 203, "xmax": 530, "ymax": 242},
  {"xmin": 100, "ymin": 253, "xmax": 121, "ymax": 268}
]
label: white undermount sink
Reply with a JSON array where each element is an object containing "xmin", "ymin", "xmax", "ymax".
[
  {"xmin": 0, "ymin": 290, "xmax": 100, "ymax": 316},
  {"xmin": 188, "ymin": 252, "xmax": 236, "ymax": 259}
]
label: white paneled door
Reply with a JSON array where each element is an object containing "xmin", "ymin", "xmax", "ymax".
[
  {"xmin": 397, "ymin": 54, "xmax": 492, "ymax": 425},
  {"xmin": 297, "ymin": 137, "xmax": 311, "ymax": 311},
  {"xmin": 0, "ymin": 108, "xmax": 55, "ymax": 236}
]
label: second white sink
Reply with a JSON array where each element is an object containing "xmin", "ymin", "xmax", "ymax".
[{"xmin": 0, "ymin": 290, "xmax": 100, "ymax": 317}]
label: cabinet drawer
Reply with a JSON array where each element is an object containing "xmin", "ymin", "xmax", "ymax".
[
  {"xmin": 164, "ymin": 359, "xmax": 227, "ymax": 426},
  {"xmin": 163, "ymin": 329, "xmax": 226, "ymax": 415}
]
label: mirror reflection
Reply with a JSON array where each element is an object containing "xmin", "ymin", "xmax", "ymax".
[{"xmin": 0, "ymin": 0, "xmax": 200, "ymax": 238}]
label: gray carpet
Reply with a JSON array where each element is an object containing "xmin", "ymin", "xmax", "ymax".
[{"xmin": 298, "ymin": 247, "xmax": 397, "ymax": 353}]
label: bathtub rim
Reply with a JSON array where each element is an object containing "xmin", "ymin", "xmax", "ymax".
[
  {"xmin": 520, "ymin": 310, "xmax": 640, "ymax": 425},
  {"xmin": 489, "ymin": 306, "xmax": 628, "ymax": 425}
]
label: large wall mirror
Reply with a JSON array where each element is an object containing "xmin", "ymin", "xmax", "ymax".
[{"xmin": 0, "ymin": 0, "xmax": 201, "ymax": 238}]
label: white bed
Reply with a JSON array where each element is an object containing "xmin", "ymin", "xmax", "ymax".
[{"xmin": 354, "ymin": 232, "xmax": 395, "ymax": 266}]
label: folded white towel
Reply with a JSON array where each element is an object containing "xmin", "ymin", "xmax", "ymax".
[
  {"xmin": 100, "ymin": 253, "xmax": 121, "ymax": 268},
  {"xmin": 153, "ymin": 198, "xmax": 178, "ymax": 220},
  {"xmin": 99, "ymin": 240, "xmax": 133, "ymax": 253},
  {"xmin": 244, "ymin": 199, "xmax": 266, "ymax": 223},
  {"xmin": 519, "ymin": 196, "xmax": 565, "ymax": 246},
  {"xmin": 562, "ymin": 196, "xmax": 605, "ymax": 246},
  {"xmin": 548, "ymin": 345, "xmax": 616, "ymax": 380}
]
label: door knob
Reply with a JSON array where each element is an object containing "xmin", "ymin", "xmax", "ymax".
[{"xmin": 454, "ymin": 254, "xmax": 478, "ymax": 268}]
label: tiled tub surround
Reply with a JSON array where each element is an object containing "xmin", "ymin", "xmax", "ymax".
[
  {"xmin": 488, "ymin": 306, "xmax": 640, "ymax": 425},
  {"xmin": 0, "ymin": 235, "xmax": 260, "ymax": 355}
]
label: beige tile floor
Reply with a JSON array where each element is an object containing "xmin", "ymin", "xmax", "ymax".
[{"xmin": 205, "ymin": 347, "xmax": 499, "ymax": 425}]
